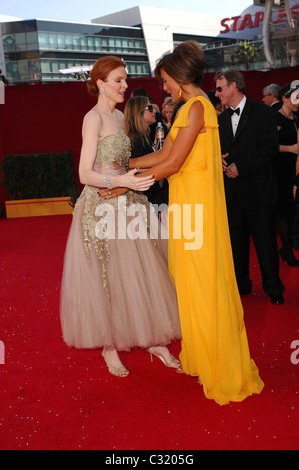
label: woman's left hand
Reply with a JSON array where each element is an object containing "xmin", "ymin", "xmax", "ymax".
[{"xmin": 98, "ymin": 187, "xmax": 129, "ymax": 199}]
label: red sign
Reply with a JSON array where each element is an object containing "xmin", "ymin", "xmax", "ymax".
[{"xmin": 220, "ymin": 5, "xmax": 299, "ymax": 34}]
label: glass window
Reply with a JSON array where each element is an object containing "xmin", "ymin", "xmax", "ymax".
[
  {"xmin": 95, "ymin": 37, "xmax": 102, "ymax": 50},
  {"xmin": 14, "ymin": 33, "xmax": 27, "ymax": 51},
  {"xmin": 57, "ymin": 34, "xmax": 65, "ymax": 49},
  {"xmin": 113, "ymin": 38, "xmax": 121, "ymax": 52},
  {"xmin": 26, "ymin": 32, "xmax": 38, "ymax": 44},
  {"xmin": 15, "ymin": 33, "xmax": 26, "ymax": 45},
  {"xmin": 41, "ymin": 61, "xmax": 51, "ymax": 73},
  {"xmin": 49, "ymin": 33, "xmax": 58, "ymax": 49},
  {"xmin": 73, "ymin": 35, "xmax": 81, "ymax": 50},
  {"xmin": 58, "ymin": 60, "xmax": 67, "ymax": 69},
  {"xmin": 5, "ymin": 61, "xmax": 18, "ymax": 76},
  {"xmin": 65, "ymin": 34, "xmax": 74, "ymax": 50},
  {"xmin": 51, "ymin": 61, "xmax": 59, "ymax": 72},
  {"xmin": 122, "ymin": 38, "xmax": 128, "ymax": 53},
  {"xmin": 18, "ymin": 60, "xmax": 30, "ymax": 80},
  {"xmin": 87, "ymin": 36, "xmax": 95, "ymax": 51},
  {"xmin": 2, "ymin": 34, "xmax": 16, "ymax": 52},
  {"xmin": 38, "ymin": 32, "xmax": 49, "ymax": 48},
  {"xmin": 80, "ymin": 36, "xmax": 88, "ymax": 50},
  {"xmin": 128, "ymin": 63, "xmax": 136, "ymax": 74}
]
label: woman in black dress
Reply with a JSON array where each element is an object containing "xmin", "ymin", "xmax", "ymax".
[
  {"xmin": 275, "ymin": 83, "xmax": 299, "ymax": 266},
  {"xmin": 124, "ymin": 96, "xmax": 167, "ymax": 208}
]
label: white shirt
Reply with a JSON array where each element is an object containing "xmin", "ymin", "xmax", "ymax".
[{"xmin": 230, "ymin": 95, "xmax": 247, "ymax": 136}]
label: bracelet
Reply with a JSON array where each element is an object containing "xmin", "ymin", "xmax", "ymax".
[
  {"xmin": 105, "ymin": 174, "xmax": 113, "ymax": 189},
  {"xmin": 125, "ymin": 161, "xmax": 129, "ymax": 172}
]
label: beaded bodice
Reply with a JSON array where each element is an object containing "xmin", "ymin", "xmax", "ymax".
[
  {"xmin": 73, "ymin": 133, "xmax": 156, "ymax": 292},
  {"xmin": 93, "ymin": 133, "xmax": 131, "ymax": 176}
]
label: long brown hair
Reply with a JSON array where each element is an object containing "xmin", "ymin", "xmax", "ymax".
[
  {"xmin": 124, "ymin": 96, "xmax": 151, "ymax": 148},
  {"xmin": 86, "ymin": 56, "xmax": 126, "ymax": 96},
  {"xmin": 155, "ymin": 41, "xmax": 206, "ymax": 90}
]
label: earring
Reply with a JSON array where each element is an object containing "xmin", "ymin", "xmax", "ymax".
[
  {"xmin": 100, "ymin": 88, "xmax": 105, "ymax": 94},
  {"xmin": 178, "ymin": 88, "xmax": 182, "ymax": 99}
]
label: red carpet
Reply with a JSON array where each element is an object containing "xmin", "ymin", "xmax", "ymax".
[{"xmin": 0, "ymin": 214, "xmax": 298, "ymax": 450}]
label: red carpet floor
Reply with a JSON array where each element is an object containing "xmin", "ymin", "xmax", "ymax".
[{"xmin": 0, "ymin": 214, "xmax": 298, "ymax": 450}]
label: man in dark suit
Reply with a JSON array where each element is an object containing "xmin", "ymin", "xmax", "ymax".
[
  {"xmin": 262, "ymin": 83, "xmax": 281, "ymax": 112},
  {"xmin": 215, "ymin": 71, "xmax": 284, "ymax": 305}
]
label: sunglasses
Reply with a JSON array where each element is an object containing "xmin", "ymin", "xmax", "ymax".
[
  {"xmin": 216, "ymin": 84, "xmax": 230, "ymax": 93},
  {"xmin": 144, "ymin": 104, "xmax": 154, "ymax": 112}
]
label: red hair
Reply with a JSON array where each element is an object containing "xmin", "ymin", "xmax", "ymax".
[{"xmin": 86, "ymin": 56, "xmax": 126, "ymax": 96}]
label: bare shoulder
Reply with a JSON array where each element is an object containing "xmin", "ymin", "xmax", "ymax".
[
  {"xmin": 83, "ymin": 107, "xmax": 102, "ymax": 132},
  {"xmin": 115, "ymin": 108, "xmax": 124, "ymax": 118},
  {"xmin": 84, "ymin": 107, "xmax": 102, "ymax": 123},
  {"xmin": 115, "ymin": 108, "xmax": 124, "ymax": 123}
]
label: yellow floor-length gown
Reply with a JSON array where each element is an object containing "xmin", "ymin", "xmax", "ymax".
[{"xmin": 168, "ymin": 96, "xmax": 264, "ymax": 405}]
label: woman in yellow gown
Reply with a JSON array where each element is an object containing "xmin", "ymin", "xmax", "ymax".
[{"xmin": 101, "ymin": 41, "xmax": 264, "ymax": 405}]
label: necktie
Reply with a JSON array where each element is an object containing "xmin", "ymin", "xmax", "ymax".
[{"xmin": 229, "ymin": 107, "xmax": 240, "ymax": 116}]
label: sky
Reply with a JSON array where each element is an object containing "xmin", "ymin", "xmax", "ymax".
[{"xmin": 1, "ymin": 0, "xmax": 252, "ymax": 23}]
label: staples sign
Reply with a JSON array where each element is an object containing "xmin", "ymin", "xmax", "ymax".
[{"xmin": 220, "ymin": 5, "xmax": 299, "ymax": 34}]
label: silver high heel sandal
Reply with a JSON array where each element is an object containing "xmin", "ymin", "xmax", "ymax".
[
  {"xmin": 101, "ymin": 351, "xmax": 129, "ymax": 378},
  {"xmin": 146, "ymin": 347, "xmax": 183, "ymax": 372}
]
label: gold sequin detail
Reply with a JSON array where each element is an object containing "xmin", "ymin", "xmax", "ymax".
[
  {"xmin": 96, "ymin": 133, "xmax": 131, "ymax": 166},
  {"xmin": 73, "ymin": 134, "xmax": 158, "ymax": 294}
]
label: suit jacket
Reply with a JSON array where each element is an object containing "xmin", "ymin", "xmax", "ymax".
[
  {"xmin": 218, "ymin": 99, "xmax": 279, "ymax": 211},
  {"xmin": 271, "ymin": 101, "xmax": 282, "ymax": 113}
]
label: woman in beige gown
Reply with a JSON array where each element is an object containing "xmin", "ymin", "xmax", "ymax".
[{"xmin": 60, "ymin": 56, "xmax": 182, "ymax": 377}]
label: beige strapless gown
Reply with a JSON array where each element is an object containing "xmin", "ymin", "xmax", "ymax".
[{"xmin": 60, "ymin": 134, "xmax": 181, "ymax": 350}]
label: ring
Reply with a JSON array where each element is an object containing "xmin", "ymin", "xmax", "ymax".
[{"xmin": 108, "ymin": 191, "xmax": 112, "ymax": 195}]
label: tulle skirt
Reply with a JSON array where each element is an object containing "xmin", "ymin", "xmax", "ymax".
[{"xmin": 60, "ymin": 189, "xmax": 181, "ymax": 350}]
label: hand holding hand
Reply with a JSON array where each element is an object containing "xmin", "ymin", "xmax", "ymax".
[
  {"xmin": 119, "ymin": 168, "xmax": 155, "ymax": 191},
  {"xmin": 225, "ymin": 163, "xmax": 239, "ymax": 178},
  {"xmin": 222, "ymin": 153, "xmax": 229, "ymax": 172},
  {"xmin": 99, "ymin": 187, "xmax": 129, "ymax": 199}
]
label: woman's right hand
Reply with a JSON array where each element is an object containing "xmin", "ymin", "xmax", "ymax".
[
  {"xmin": 118, "ymin": 169, "xmax": 155, "ymax": 191},
  {"xmin": 98, "ymin": 187, "xmax": 129, "ymax": 199}
]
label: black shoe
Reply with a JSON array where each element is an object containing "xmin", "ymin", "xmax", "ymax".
[{"xmin": 270, "ymin": 293, "xmax": 284, "ymax": 305}]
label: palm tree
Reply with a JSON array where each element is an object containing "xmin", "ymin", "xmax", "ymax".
[{"xmin": 235, "ymin": 41, "xmax": 259, "ymax": 70}]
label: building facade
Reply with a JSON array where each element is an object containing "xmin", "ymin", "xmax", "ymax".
[
  {"xmin": 93, "ymin": 2, "xmax": 299, "ymax": 74},
  {"xmin": 0, "ymin": 18, "xmax": 150, "ymax": 84},
  {"xmin": 0, "ymin": 2, "xmax": 298, "ymax": 85}
]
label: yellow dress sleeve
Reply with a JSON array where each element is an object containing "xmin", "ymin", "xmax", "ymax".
[{"xmin": 172, "ymin": 96, "xmax": 219, "ymax": 132}]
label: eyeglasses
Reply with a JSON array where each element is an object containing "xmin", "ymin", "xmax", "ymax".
[
  {"xmin": 216, "ymin": 84, "xmax": 230, "ymax": 93},
  {"xmin": 144, "ymin": 104, "xmax": 154, "ymax": 112}
]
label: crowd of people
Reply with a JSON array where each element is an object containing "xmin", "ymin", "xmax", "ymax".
[
  {"xmin": 59, "ymin": 42, "xmax": 298, "ymax": 406},
  {"xmin": 126, "ymin": 80, "xmax": 299, "ymax": 273}
]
